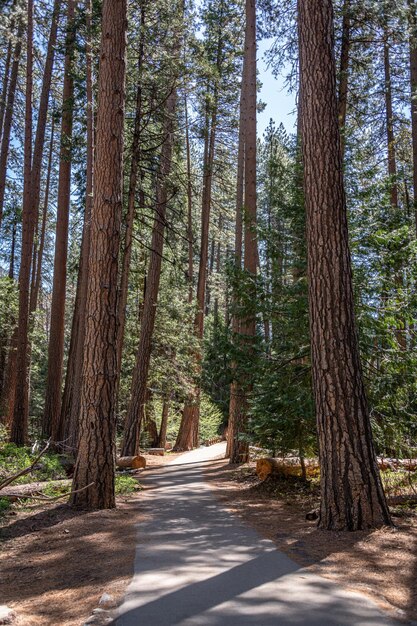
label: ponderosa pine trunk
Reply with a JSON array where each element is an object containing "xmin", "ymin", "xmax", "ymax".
[
  {"xmin": 408, "ymin": 0, "xmax": 417, "ymax": 236},
  {"xmin": 30, "ymin": 117, "xmax": 55, "ymax": 314},
  {"xmin": 338, "ymin": 0, "xmax": 351, "ymax": 161},
  {"xmin": 227, "ymin": 57, "xmax": 245, "ymax": 460},
  {"xmin": 59, "ymin": 0, "xmax": 94, "ymax": 450},
  {"xmin": 0, "ymin": 18, "xmax": 23, "ymax": 226},
  {"xmin": 0, "ymin": 14, "xmax": 14, "ymax": 143},
  {"xmin": 229, "ymin": 0, "xmax": 257, "ymax": 465},
  {"xmin": 115, "ymin": 6, "xmax": 145, "ymax": 377},
  {"xmin": 174, "ymin": 111, "xmax": 216, "ymax": 451},
  {"xmin": 121, "ymin": 87, "xmax": 178, "ymax": 457},
  {"xmin": 43, "ymin": 0, "xmax": 76, "ymax": 442},
  {"xmin": 297, "ymin": 0, "xmax": 392, "ymax": 530},
  {"xmin": 185, "ymin": 93, "xmax": 194, "ymax": 304},
  {"xmin": 383, "ymin": 30, "xmax": 399, "ymax": 210},
  {"xmin": 10, "ymin": 0, "xmax": 34, "ymax": 444},
  {"xmin": 70, "ymin": 0, "xmax": 127, "ymax": 509},
  {"xmin": 10, "ymin": 0, "xmax": 61, "ymax": 440},
  {"xmin": 158, "ymin": 395, "xmax": 171, "ymax": 449}
]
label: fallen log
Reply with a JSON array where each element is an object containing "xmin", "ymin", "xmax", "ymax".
[
  {"xmin": 116, "ymin": 456, "xmax": 146, "ymax": 469},
  {"xmin": 0, "ymin": 479, "xmax": 72, "ymax": 501},
  {"xmin": 256, "ymin": 457, "xmax": 302, "ymax": 481},
  {"xmin": 145, "ymin": 448, "xmax": 165, "ymax": 456}
]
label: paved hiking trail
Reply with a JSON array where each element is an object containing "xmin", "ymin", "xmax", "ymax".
[{"xmin": 114, "ymin": 443, "xmax": 396, "ymax": 626}]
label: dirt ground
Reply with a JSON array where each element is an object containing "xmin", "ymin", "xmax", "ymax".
[
  {"xmin": 205, "ymin": 460, "xmax": 417, "ymax": 624},
  {"xmin": 0, "ymin": 452, "xmax": 181, "ymax": 626}
]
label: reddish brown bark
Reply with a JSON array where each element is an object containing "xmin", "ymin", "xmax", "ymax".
[
  {"xmin": 174, "ymin": 104, "xmax": 217, "ymax": 451},
  {"xmin": 297, "ymin": 0, "xmax": 392, "ymax": 530},
  {"xmin": 71, "ymin": 0, "xmax": 127, "ymax": 509},
  {"xmin": 408, "ymin": 0, "xmax": 417, "ymax": 236},
  {"xmin": 229, "ymin": 0, "xmax": 257, "ymax": 465},
  {"xmin": 0, "ymin": 24, "xmax": 13, "ymax": 143},
  {"xmin": 30, "ymin": 117, "xmax": 55, "ymax": 314},
  {"xmin": 383, "ymin": 31, "xmax": 398, "ymax": 209},
  {"xmin": 184, "ymin": 93, "xmax": 194, "ymax": 304},
  {"xmin": 338, "ymin": 0, "xmax": 351, "ymax": 160},
  {"xmin": 116, "ymin": 6, "xmax": 145, "ymax": 377},
  {"xmin": 43, "ymin": 0, "xmax": 76, "ymax": 441},
  {"xmin": 226, "ymin": 61, "xmax": 245, "ymax": 459},
  {"xmin": 0, "ymin": 19, "xmax": 24, "ymax": 226},
  {"xmin": 122, "ymin": 87, "xmax": 178, "ymax": 457},
  {"xmin": 10, "ymin": 0, "xmax": 34, "ymax": 444},
  {"xmin": 158, "ymin": 395, "xmax": 171, "ymax": 449},
  {"xmin": 59, "ymin": 0, "xmax": 94, "ymax": 450}
]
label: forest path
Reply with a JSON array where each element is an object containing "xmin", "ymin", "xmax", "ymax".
[{"xmin": 114, "ymin": 443, "xmax": 395, "ymax": 625}]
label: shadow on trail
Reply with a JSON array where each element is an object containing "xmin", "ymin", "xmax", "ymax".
[{"xmin": 115, "ymin": 458, "xmax": 395, "ymax": 626}]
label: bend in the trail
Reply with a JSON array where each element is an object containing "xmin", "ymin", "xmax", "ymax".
[{"xmin": 115, "ymin": 443, "xmax": 396, "ymax": 626}]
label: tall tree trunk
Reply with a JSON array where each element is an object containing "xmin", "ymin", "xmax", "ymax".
[
  {"xmin": 158, "ymin": 394, "xmax": 171, "ymax": 449},
  {"xmin": 184, "ymin": 93, "xmax": 194, "ymax": 304},
  {"xmin": 10, "ymin": 0, "xmax": 61, "ymax": 440},
  {"xmin": 70, "ymin": 0, "xmax": 127, "ymax": 509},
  {"xmin": 0, "ymin": 19, "xmax": 24, "ymax": 226},
  {"xmin": 115, "ymin": 6, "xmax": 145, "ymax": 377},
  {"xmin": 10, "ymin": 0, "xmax": 34, "ymax": 444},
  {"xmin": 59, "ymin": 0, "xmax": 94, "ymax": 450},
  {"xmin": 229, "ymin": 0, "xmax": 257, "ymax": 465},
  {"xmin": 338, "ymin": 0, "xmax": 351, "ymax": 161},
  {"xmin": 408, "ymin": 0, "xmax": 417, "ymax": 236},
  {"xmin": 174, "ymin": 108, "xmax": 216, "ymax": 451},
  {"xmin": 43, "ymin": 0, "xmax": 76, "ymax": 441},
  {"xmin": 297, "ymin": 0, "xmax": 392, "ymax": 530},
  {"xmin": 226, "ymin": 58, "xmax": 245, "ymax": 459},
  {"xmin": 30, "ymin": 117, "xmax": 55, "ymax": 314},
  {"xmin": 121, "ymin": 87, "xmax": 178, "ymax": 457},
  {"xmin": 0, "ymin": 19, "xmax": 14, "ymax": 143},
  {"xmin": 383, "ymin": 31, "xmax": 398, "ymax": 209}
]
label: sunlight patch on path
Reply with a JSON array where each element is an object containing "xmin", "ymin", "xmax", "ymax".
[{"xmin": 114, "ymin": 444, "xmax": 396, "ymax": 626}]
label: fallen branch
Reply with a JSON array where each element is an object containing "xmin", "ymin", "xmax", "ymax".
[
  {"xmin": 0, "ymin": 440, "xmax": 51, "ymax": 492},
  {"xmin": 10, "ymin": 482, "xmax": 95, "ymax": 509}
]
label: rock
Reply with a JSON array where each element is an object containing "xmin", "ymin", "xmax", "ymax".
[
  {"xmin": 0, "ymin": 606, "xmax": 16, "ymax": 625},
  {"xmin": 99, "ymin": 592, "xmax": 117, "ymax": 609},
  {"xmin": 305, "ymin": 509, "xmax": 319, "ymax": 521}
]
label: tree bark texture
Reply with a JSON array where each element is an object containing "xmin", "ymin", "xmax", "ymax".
[
  {"xmin": 297, "ymin": 0, "xmax": 392, "ymax": 530},
  {"xmin": 227, "ymin": 54, "xmax": 245, "ymax": 460},
  {"xmin": 10, "ymin": 0, "xmax": 34, "ymax": 444},
  {"xmin": 229, "ymin": 0, "xmax": 257, "ymax": 465},
  {"xmin": 408, "ymin": 0, "xmax": 417, "ymax": 236},
  {"xmin": 71, "ymin": 0, "xmax": 127, "ymax": 509},
  {"xmin": 0, "ymin": 18, "xmax": 24, "ymax": 226},
  {"xmin": 30, "ymin": 116, "xmax": 55, "ymax": 314},
  {"xmin": 115, "ymin": 6, "xmax": 145, "ymax": 378},
  {"xmin": 43, "ymin": 0, "xmax": 76, "ymax": 442},
  {"xmin": 59, "ymin": 0, "xmax": 94, "ymax": 450}
]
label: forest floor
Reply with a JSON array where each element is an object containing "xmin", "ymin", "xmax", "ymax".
[
  {"xmin": 0, "ymin": 452, "xmax": 181, "ymax": 626},
  {"xmin": 205, "ymin": 460, "xmax": 417, "ymax": 624},
  {"xmin": 1, "ymin": 450, "xmax": 417, "ymax": 625}
]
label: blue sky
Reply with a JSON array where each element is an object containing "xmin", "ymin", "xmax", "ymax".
[{"xmin": 257, "ymin": 38, "xmax": 296, "ymax": 137}]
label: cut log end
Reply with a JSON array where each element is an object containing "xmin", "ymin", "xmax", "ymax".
[{"xmin": 116, "ymin": 456, "xmax": 146, "ymax": 470}]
